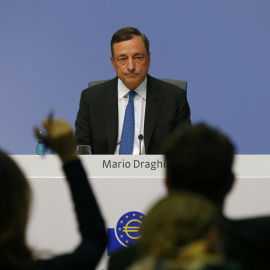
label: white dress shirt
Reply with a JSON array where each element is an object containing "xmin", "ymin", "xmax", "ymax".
[{"xmin": 114, "ymin": 77, "xmax": 146, "ymax": 155}]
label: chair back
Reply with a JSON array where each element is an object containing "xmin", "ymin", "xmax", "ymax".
[{"xmin": 88, "ymin": 78, "xmax": 187, "ymax": 92}]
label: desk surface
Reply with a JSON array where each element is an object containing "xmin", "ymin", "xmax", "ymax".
[{"xmin": 8, "ymin": 155, "xmax": 270, "ymax": 270}]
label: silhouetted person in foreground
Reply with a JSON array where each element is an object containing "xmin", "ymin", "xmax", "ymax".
[
  {"xmin": 0, "ymin": 118, "xmax": 107, "ymax": 270},
  {"xmin": 108, "ymin": 123, "xmax": 270, "ymax": 270},
  {"xmin": 128, "ymin": 192, "xmax": 241, "ymax": 270}
]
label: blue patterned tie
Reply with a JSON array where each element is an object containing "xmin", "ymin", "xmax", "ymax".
[{"xmin": 119, "ymin": 91, "xmax": 136, "ymax": 154}]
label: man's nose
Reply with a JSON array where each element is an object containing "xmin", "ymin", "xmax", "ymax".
[{"xmin": 127, "ymin": 58, "xmax": 135, "ymax": 71}]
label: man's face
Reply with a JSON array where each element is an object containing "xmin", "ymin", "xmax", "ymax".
[{"xmin": 110, "ymin": 35, "xmax": 151, "ymax": 90}]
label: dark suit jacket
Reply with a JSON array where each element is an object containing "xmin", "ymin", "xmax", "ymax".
[
  {"xmin": 223, "ymin": 216, "xmax": 270, "ymax": 269},
  {"xmin": 108, "ymin": 216, "xmax": 270, "ymax": 270},
  {"xmin": 75, "ymin": 75, "xmax": 191, "ymax": 154}
]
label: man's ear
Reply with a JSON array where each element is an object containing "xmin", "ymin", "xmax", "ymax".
[
  {"xmin": 110, "ymin": 56, "xmax": 116, "ymax": 71},
  {"xmin": 164, "ymin": 178, "xmax": 172, "ymax": 194}
]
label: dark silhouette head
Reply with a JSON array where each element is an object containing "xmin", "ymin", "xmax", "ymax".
[{"xmin": 162, "ymin": 123, "xmax": 235, "ymax": 208}]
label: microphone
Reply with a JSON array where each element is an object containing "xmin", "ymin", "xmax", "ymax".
[{"xmin": 138, "ymin": 134, "xmax": 144, "ymax": 155}]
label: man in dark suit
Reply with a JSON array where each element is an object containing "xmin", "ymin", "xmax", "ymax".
[
  {"xmin": 75, "ymin": 27, "xmax": 191, "ymax": 154},
  {"xmin": 108, "ymin": 124, "xmax": 270, "ymax": 270}
]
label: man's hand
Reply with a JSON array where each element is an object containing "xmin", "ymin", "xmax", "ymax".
[{"xmin": 35, "ymin": 118, "xmax": 78, "ymax": 163}]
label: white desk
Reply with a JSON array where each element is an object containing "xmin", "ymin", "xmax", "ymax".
[{"xmin": 11, "ymin": 155, "xmax": 270, "ymax": 270}]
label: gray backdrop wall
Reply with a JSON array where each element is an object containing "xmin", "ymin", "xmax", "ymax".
[{"xmin": 1, "ymin": 0, "xmax": 270, "ymax": 154}]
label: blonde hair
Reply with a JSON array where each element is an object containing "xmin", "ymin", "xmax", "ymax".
[{"xmin": 140, "ymin": 192, "xmax": 221, "ymax": 259}]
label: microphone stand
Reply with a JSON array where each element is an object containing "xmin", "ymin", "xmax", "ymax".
[{"xmin": 138, "ymin": 134, "xmax": 143, "ymax": 155}]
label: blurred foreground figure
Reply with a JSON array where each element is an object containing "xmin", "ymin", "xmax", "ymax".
[
  {"xmin": 128, "ymin": 192, "xmax": 232, "ymax": 270},
  {"xmin": 0, "ymin": 119, "xmax": 107, "ymax": 270},
  {"xmin": 109, "ymin": 123, "xmax": 270, "ymax": 270},
  {"xmin": 162, "ymin": 123, "xmax": 270, "ymax": 269}
]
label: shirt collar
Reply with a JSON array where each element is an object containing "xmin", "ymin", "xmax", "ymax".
[{"xmin": 118, "ymin": 77, "xmax": 147, "ymax": 100}]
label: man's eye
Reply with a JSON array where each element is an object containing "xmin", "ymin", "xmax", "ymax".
[
  {"xmin": 135, "ymin": 56, "xmax": 143, "ymax": 62},
  {"xmin": 118, "ymin": 58, "xmax": 126, "ymax": 63}
]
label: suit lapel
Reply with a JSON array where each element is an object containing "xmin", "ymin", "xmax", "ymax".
[
  {"xmin": 144, "ymin": 75, "xmax": 164, "ymax": 153},
  {"xmin": 101, "ymin": 77, "xmax": 118, "ymax": 154}
]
